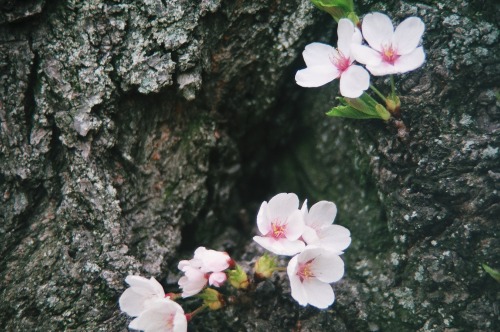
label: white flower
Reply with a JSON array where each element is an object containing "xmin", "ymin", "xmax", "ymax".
[
  {"xmin": 129, "ymin": 298, "xmax": 187, "ymax": 332},
  {"xmin": 295, "ymin": 18, "xmax": 370, "ymax": 98},
  {"xmin": 178, "ymin": 247, "xmax": 232, "ymax": 297},
  {"xmin": 253, "ymin": 193, "xmax": 306, "ymax": 256},
  {"xmin": 301, "ymin": 201, "xmax": 351, "ymax": 253},
  {"xmin": 190, "ymin": 247, "xmax": 232, "ymax": 273},
  {"xmin": 178, "ymin": 264, "xmax": 208, "ymax": 298},
  {"xmin": 352, "ymin": 12, "xmax": 425, "ymax": 75},
  {"xmin": 287, "ymin": 247, "xmax": 345, "ymax": 309},
  {"xmin": 119, "ymin": 275, "xmax": 165, "ymax": 317}
]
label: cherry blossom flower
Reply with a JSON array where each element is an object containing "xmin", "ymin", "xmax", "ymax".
[
  {"xmin": 119, "ymin": 275, "xmax": 166, "ymax": 317},
  {"xmin": 301, "ymin": 201, "xmax": 351, "ymax": 253},
  {"xmin": 253, "ymin": 193, "xmax": 306, "ymax": 256},
  {"xmin": 287, "ymin": 247, "xmax": 345, "ymax": 309},
  {"xmin": 352, "ymin": 12, "xmax": 425, "ymax": 75},
  {"xmin": 295, "ymin": 18, "xmax": 370, "ymax": 98},
  {"xmin": 129, "ymin": 298, "xmax": 187, "ymax": 332},
  {"xmin": 178, "ymin": 247, "xmax": 232, "ymax": 297}
]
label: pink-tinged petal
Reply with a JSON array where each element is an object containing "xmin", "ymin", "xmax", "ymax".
[
  {"xmin": 297, "ymin": 247, "xmax": 323, "ymax": 263},
  {"xmin": 302, "ymin": 42, "xmax": 337, "ymax": 67},
  {"xmin": 119, "ymin": 288, "xmax": 148, "ymax": 317},
  {"xmin": 208, "ymin": 272, "xmax": 227, "ymax": 287},
  {"xmin": 129, "ymin": 299, "xmax": 186, "ymax": 332},
  {"xmin": 285, "ymin": 210, "xmax": 305, "ymax": 240},
  {"xmin": 173, "ymin": 310, "xmax": 188, "ymax": 332},
  {"xmin": 302, "ymin": 279, "xmax": 335, "ymax": 309},
  {"xmin": 253, "ymin": 236, "xmax": 305, "ymax": 256},
  {"xmin": 393, "ymin": 17, "xmax": 425, "ymax": 55},
  {"xmin": 362, "ymin": 12, "xmax": 394, "ymax": 52},
  {"xmin": 351, "ymin": 44, "xmax": 382, "ymax": 66},
  {"xmin": 337, "ymin": 18, "xmax": 356, "ymax": 56},
  {"xmin": 178, "ymin": 260, "xmax": 190, "ymax": 271},
  {"xmin": 194, "ymin": 248, "xmax": 230, "ymax": 272},
  {"xmin": 295, "ymin": 66, "xmax": 339, "ymax": 88},
  {"xmin": 393, "ymin": 46, "xmax": 425, "ymax": 73},
  {"xmin": 256, "ymin": 201, "xmax": 270, "ymax": 235},
  {"xmin": 287, "ymin": 256, "xmax": 308, "ymax": 306},
  {"xmin": 339, "ymin": 65, "xmax": 370, "ymax": 98},
  {"xmin": 312, "ymin": 253, "xmax": 345, "ymax": 283},
  {"xmin": 306, "ymin": 201, "xmax": 337, "ymax": 229},
  {"xmin": 266, "ymin": 193, "xmax": 300, "ymax": 222},
  {"xmin": 302, "ymin": 226, "xmax": 319, "ymax": 245},
  {"xmin": 366, "ymin": 61, "xmax": 398, "ymax": 76}
]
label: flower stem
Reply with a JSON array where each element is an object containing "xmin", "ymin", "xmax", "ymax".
[
  {"xmin": 369, "ymin": 84, "xmax": 386, "ymax": 102},
  {"xmin": 390, "ymin": 75, "xmax": 396, "ymax": 97},
  {"xmin": 185, "ymin": 305, "xmax": 207, "ymax": 321}
]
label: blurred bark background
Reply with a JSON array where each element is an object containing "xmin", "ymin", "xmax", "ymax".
[{"xmin": 0, "ymin": 0, "xmax": 498, "ymax": 331}]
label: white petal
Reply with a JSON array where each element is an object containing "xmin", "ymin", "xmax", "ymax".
[
  {"xmin": 366, "ymin": 62, "xmax": 398, "ymax": 76},
  {"xmin": 295, "ymin": 66, "xmax": 339, "ymax": 88},
  {"xmin": 296, "ymin": 247, "xmax": 323, "ymax": 264},
  {"xmin": 256, "ymin": 201, "xmax": 270, "ymax": 235},
  {"xmin": 125, "ymin": 275, "xmax": 153, "ymax": 289},
  {"xmin": 287, "ymin": 256, "xmax": 308, "ymax": 306},
  {"xmin": 393, "ymin": 47, "xmax": 425, "ymax": 73},
  {"xmin": 362, "ymin": 12, "xmax": 394, "ymax": 52},
  {"xmin": 306, "ymin": 201, "xmax": 337, "ymax": 229},
  {"xmin": 173, "ymin": 310, "xmax": 188, "ymax": 332},
  {"xmin": 339, "ymin": 65, "xmax": 370, "ymax": 98},
  {"xmin": 312, "ymin": 253, "xmax": 345, "ymax": 283},
  {"xmin": 302, "ymin": 42, "xmax": 337, "ymax": 67},
  {"xmin": 195, "ymin": 248, "xmax": 230, "ymax": 272},
  {"xmin": 337, "ymin": 19, "xmax": 355, "ymax": 56},
  {"xmin": 302, "ymin": 279, "xmax": 335, "ymax": 309},
  {"xmin": 352, "ymin": 27, "xmax": 363, "ymax": 45},
  {"xmin": 302, "ymin": 226, "xmax": 319, "ymax": 245},
  {"xmin": 266, "ymin": 193, "xmax": 300, "ymax": 223},
  {"xmin": 393, "ymin": 17, "xmax": 425, "ymax": 55},
  {"xmin": 253, "ymin": 236, "xmax": 305, "ymax": 256},
  {"xmin": 285, "ymin": 209, "xmax": 305, "ymax": 240},
  {"xmin": 208, "ymin": 272, "xmax": 227, "ymax": 287},
  {"xmin": 317, "ymin": 225, "xmax": 352, "ymax": 252},
  {"xmin": 119, "ymin": 288, "xmax": 148, "ymax": 317},
  {"xmin": 351, "ymin": 44, "xmax": 382, "ymax": 66}
]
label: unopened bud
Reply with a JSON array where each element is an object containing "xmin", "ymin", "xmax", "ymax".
[
  {"xmin": 200, "ymin": 288, "xmax": 224, "ymax": 311},
  {"xmin": 228, "ymin": 264, "xmax": 250, "ymax": 290},
  {"xmin": 254, "ymin": 254, "xmax": 277, "ymax": 280}
]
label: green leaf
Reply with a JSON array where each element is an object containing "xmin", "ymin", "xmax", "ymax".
[
  {"xmin": 326, "ymin": 105, "xmax": 384, "ymax": 119},
  {"xmin": 309, "ymin": 0, "xmax": 355, "ymax": 21},
  {"xmin": 482, "ymin": 264, "xmax": 500, "ymax": 282}
]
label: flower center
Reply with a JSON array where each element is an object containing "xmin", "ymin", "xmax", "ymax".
[
  {"xmin": 330, "ymin": 50, "xmax": 351, "ymax": 73},
  {"xmin": 271, "ymin": 220, "xmax": 287, "ymax": 239},
  {"xmin": 297, "ymin": 259, "xmax": 315, "ymax": 282},
  {"xmin": 381, "ymin": 45, "xmax": 399, "ymax": 65}
]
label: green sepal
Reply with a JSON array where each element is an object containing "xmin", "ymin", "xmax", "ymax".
[
  {"xmin": 326, "ymin": 105, "xmax": 382, "ymax": 119},
  {"xmin": 482, "ymin": 264, "xmax": 500, "ymax": 282},
  {"xmin": 309, "ymin": 0, "xmax": 355, "ymax": 22}
]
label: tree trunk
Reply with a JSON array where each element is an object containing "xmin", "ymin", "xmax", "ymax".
[{"xmin": 0, "ymin": 0, "xmax": 498, "ymax": 331}]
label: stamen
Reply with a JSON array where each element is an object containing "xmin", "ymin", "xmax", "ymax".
[
  {"xmin": 329, "ymin": 49, "xmax": 351, "ymax": 73},
  {"xmin": 271, "ymin": 220, "xmax": 287, "ymax": 239}
]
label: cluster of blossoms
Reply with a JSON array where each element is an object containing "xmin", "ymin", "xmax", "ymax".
[
  {"xmin": 253, "ymin": 193, "xmax": 351, "ymax": 308},
  {"xmin": 296, "ymin": 12, "xmax": 425, "ymax": 120}
]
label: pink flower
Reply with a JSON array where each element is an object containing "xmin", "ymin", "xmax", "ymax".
[
  {"xmin": 178, "ymin": 247, "xmax": 232, "ymax": 297},
  {"xmin": 301, "ymin": 201, "xmax": 351, "ymax": 253},
  {"xmin": 352, "ymin": 12, "xmax": 425, "ymax": 75},
  {"xmin": 119, "ymin": 275, "xmax": 165, "ymax": 317},
  {"xmin": 295, "ymin": 18, "xmax": 370, "ymax": 98},
  {"xmin": 287, "ymin": 247, "xmax": 345, "ymax": 309},
  {"xmin": 129, "ymin": 298, "xmax": 187, "ymax": 332},
  {"xmin": 253, "ymin": 193, "xmax": 306, "ymax": 256}
]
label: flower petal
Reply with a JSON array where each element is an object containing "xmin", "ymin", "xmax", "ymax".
[
  {"xmin": 312, "ymin": 253, "xmax": 345, "ymax": 283},
  {"xmin": 306, "ymin": 201, "xmax": 337, "ymax": 229},
  {"xmin": 295, "ymin": 66, "xmax": 339, "ymax": 88},
  {"xmin": 302, "ymin": 225, "xmax": 319, "ymax": 245},
  {"xmin": 393, "ymin": 17, "xmax": 425, "ymax": 55},
  {"xmin": 285, "ymin": 209, "xmax": 305, "ymax": 240},
  {"xmin": 302, "ymin": 278, "xmax": 335, "ymax": 309},
  {"xmin": 266, "ymin": 193, "xmax": 300, "ymax": 223},
  {"xmin": 351, "ymin": 44, "xmax": 382, "ymax": 66},
  {"xmin": 256, "ymin": 201, "xmax": 270, "ymax": 235},
  {"xmin": 337, "ymin": 18, "xmax": 355, "ymax": 56},
  {"xmin": 208, "ymin": 271, "xmax": 227, "ymax": 287},
  {"xmin": 287, "ymin": 256, "xmax": 309, "ymax": 306},
  {"xmin": 302, "ymin": 42, "xmax": 337, "ymax": 67},
  {"xmin": 366, "ymin": 61, "xmax": 398, "ymax": 76},
  {"xmin": 253, "ymin": 236, "xmax": 305, "ymax": 256},
  {"xmin": 339, "ymin": 65, "xmax": 370, "ymax": 98},
  {"xmin": 394, "ymin": 46, "xmax": 425, "ymax": 73},
  {"xmin": 119, "ymin": 288, "xmax": 149, "ymax": 317},
  {"xmin": 362, "ymin": 12, "xmax": 394, "ymax": 52}
]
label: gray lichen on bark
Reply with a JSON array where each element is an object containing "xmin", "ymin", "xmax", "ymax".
[{"xmin": 0, "ymin": 0, "xmax": 498, "ymax": 331}]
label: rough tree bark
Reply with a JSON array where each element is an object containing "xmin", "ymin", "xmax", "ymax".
[{"xmin": 0, "ymin": 0, "xmax": 498, "ymax": 331}]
